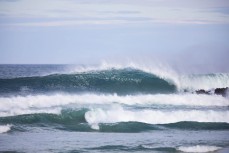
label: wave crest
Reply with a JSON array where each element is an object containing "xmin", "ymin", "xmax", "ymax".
[{"xmin": 70, "ymin": 62, "xmax": 229, "ymax": 91}]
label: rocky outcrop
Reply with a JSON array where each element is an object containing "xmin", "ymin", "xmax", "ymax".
[
  {"xmin": 195, "ymin": 87, "xmax": 228, "ymax": 97},
  {"xmin": 196, "ymin": 89, "xmax": 210, "ymax": 95}
]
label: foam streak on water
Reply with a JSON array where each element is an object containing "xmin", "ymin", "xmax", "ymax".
[{"xmin": 177, "ymin": 145, "xmax": 221, "ymax": 152}]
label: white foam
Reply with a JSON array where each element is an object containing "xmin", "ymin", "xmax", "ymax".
[
  {"xmin": 69, "ymin": 61, "xmax": 229, "ymax": 91},
  {"xmin": 0, "ymin": 93, "xmax": 228, "ymax": 117},
  {"xmin": 178, "ymin": 145, "xmax": 221, "ymax": 152},
  {"xmin": 0, "ymin": 108, "xmax": 61, "ymax": 117},
  {"xmin": 0, "ymin": 124, "xmax": 12, "ymax": 133},
  {"xmin": 85, "ymin": 105, "xmax": 229, "ymax": 129}
]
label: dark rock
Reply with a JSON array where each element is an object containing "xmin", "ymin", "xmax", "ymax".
[
  {"xmin": 196, "ymin": 89, "xmax": 210, "ymax": 95},
  {"xmin": 195, "ymin": 87, "xmax": 228, "ymax": 97},
  {"xmin": 214, "ymin": 87, "xmax": 228, "ymax": 97}
]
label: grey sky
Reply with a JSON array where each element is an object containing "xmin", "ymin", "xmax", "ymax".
[{"xmin": 0, "ymin": 0, "xmax": 229, "ymax": 73}]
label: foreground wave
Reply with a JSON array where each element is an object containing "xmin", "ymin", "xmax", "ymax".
[
  {"xmin": 0, "ymin": 93, "xmax": 228, "ymax": 117},
  {"xmin": 0, "ymin": 93, "xmax": 228, "ymax": 132},
  {"xmin": 1, "ymin": 108, "xmax": 229, "ymax": 133}
]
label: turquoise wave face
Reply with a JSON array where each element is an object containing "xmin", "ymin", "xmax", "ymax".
[{"xmin": 0, "ymin": 69, "xmax": 176, "ymax": 95}]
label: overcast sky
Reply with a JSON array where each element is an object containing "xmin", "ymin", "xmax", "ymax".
[{"xmin": 0, "ymin": 0, "xmax": 229, "ymax": 72}]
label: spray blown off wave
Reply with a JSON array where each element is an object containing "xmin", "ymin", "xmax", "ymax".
[{"xmin": 69, "ymin": 62, "xmax": 229, "ymax": 91}]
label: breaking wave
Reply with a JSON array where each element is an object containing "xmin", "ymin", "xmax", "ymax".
[
  {"xmin": 0, "ymin": 63, "xmax": 229, "ymax": 134},
  {"xmin": 70, "ymin": 62, "xmax": 229, "ymax": 91},
  {"xmin": 0, "ymin": 62, "xmax": 228, "ymax": 95},
  {"xmin": 0, "ymin": 93, "xmax": 228, "ymax": 117},
  {"xmin": 1, "ymin": 109, "xmax": 229, "ymax": 133},
  {"xmin": 0, "ymin": 68, "xmax": 176, "ymax": 95}
]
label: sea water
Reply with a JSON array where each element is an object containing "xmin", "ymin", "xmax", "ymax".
[{"xmin": 0, "ymin": 64, "xmax": 229, "ymax": 153}]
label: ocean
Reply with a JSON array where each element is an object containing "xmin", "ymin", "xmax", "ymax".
[{"xmin": 0, "ymin": 64, "xmax": 229, "ymax": 153}]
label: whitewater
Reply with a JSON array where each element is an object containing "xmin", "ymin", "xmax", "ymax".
[{"xmin": 0, "ymin": 64, "xmax": 229, "ymax": 153}]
